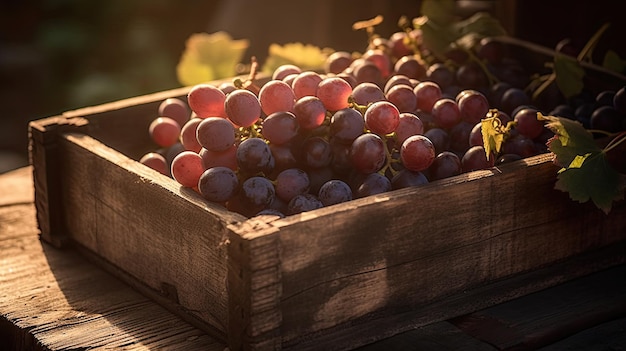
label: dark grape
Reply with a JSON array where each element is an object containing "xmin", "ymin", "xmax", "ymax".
[
  {"xmin": 354, "ymin": 172, "xmax": 392, "ymax": 198},
  {"xmin": 513, "ymin": 107, "xmax": 544, "ymax": 139},
  {"xmin": 261, "ymin": 111, "xmax": 299, "ymax": 145},
  {"xmin": 391, "ymin": 169, "xmax": 429, "ymax": 189},
  {"xmin": 330, "ymin": 108, "xmax": 366, "ymax": 144},
  {"xmin": 461, "ymin": 145, "xmax": 495, "ymax": 172},
  {"xmin": 501, "ymin": 87, "xmax": 530, "ymax": 115},
  {"xmin": 427, "ymin": 151, "xmax": 461, "ymax": 181},
  {"xmin": 275, "ymin": 168, "xmax": 310, "ymax": 202},
  {"xmin": 287, "ymin": 193, "xmax": 324, "ymax": 215},
  {"xmin": 349, "ymin": 133, "xmax": 387, "ymax": 174},
  {"xmin": 424, "ymin": 128, "xmax": 450, "ymax": 155},
  {"xmin": 236, "ymin": 137, "xmax": 275, "ymax": 175},
  {"xmin": 426, "ymin": 63, "xmax": 454, "ymax": 89},
  {"xmin": 318, "ymin": 179, "xmax": 353, "ymax": 206},
  {"xmin": 300, "ymin": 136, "xmax": 332, "ymax": 169},
  {"xmin": 590, "ymin": 106, "xmax": 623, "ymax": 133},
  {"xmin": 198, "ymin": 166, "xmax": 239, "ymax": 203},
  {"xmin": 456, "ymin": 62, "xmax": 488, "ymax": 90},
  {"xmin": 239, "ymin": 176, "xmax": 276, "ymax": 214},
  {"xmin": 613, "ymin": 86, "xmax": 626, "ymax": 114}
]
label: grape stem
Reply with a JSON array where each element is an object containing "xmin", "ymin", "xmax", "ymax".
[
  {"xmin": 379, "ymin": 134, "xmax": 399, "ymax": 178},
  {"xmin": 603, "ymin": 131, "xmax": 626, "ymax": 154}
]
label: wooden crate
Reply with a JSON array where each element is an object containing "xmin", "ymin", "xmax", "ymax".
[{"xmin": 29, "ymin": 54, "xmax": 626, "ymax": 350}]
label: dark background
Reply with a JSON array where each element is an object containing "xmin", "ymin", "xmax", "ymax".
[{"xmin": 1, "ymin": 0, "xmax": 624, "ymax": 173}]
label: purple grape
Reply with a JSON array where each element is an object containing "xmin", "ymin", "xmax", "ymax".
[
  {"xmin": 236, "ymin": 137, "xmax": 275, "ymax": 175},
  {"xmin": 318, "ymin": 179, "xmax": 353, "ymax": 206},
  {"xmin": 198, "ymin": 166, "xmax": 239, "ymax": 203},
  {"xmin": 275, "ymin": 168, "xmax": 310, "ymax": 202},
  {"xmin": 287, "ymin": 193, "xmax": 324, "ymax": 215}
]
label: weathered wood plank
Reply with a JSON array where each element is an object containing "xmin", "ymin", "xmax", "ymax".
[
  {"xmin": 28, "ymin": 116, "xmax": 89, "ymax": 248},
  {"xmin": 537, "ymin": 317, "xmax": 626, "ymax": 351},
  {"xmin": 0, "ymin": 166, "xmax": 34, "ymax": 206},
  {"xmin": 450, "ymin": 264, "xmax": 626, "ymax": 350},
  {"xmin": 267, "ymin": 153, "xmax": 626, "ymax": 348},
  {"xmin": 228, "ymin": 216, "xmax": 283, "ymax": 350},
  {"xmin": 55, "ymin": 132, "xmax": 246, "ymax": 340},
  {"xmin": 356, "ymin": 321, "xmax": 497, "ymax": 351},
  {"xmin": 0, "ymin": 194, "xmax": 226, "ymax": 350}
]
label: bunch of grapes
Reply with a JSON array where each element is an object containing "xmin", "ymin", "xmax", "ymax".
[{"xmin": 140, "ymin": 20, "xmax": 626, "ymax": 218}]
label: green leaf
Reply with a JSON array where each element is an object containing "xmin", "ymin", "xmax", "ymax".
[
  {"xmin": 539, "ymin": 113, "xmax": 624, "ymax": 213},
  {"xmin": 603, "ymin": 50, "xmax": 626, "ymax": 74},
  {"xmin": 480, "ymin": 110, "xmax": 512, "ymax": 160},
  {"xmin": 553, "ymin": 54, "xmax": 585, "ymax": 99},
  {"xmin": 420, "ymin": 0, "xmax": 456, "ymax": 26},
  {"xmin": 176, "ymin": 32, "xmax": 249, "ymax": 86},
  {"xmin": 538, "ymin": 113, "xmax": 600, "ymax": 167},
  {"xmin": 555, "ymin": 152, "xmax": 624, "ymax": 214},
  {"xmin": 453, "ymin": 12, "xmax": 508, "ymax": 37},
  {"xmin": 261, "ymin": 42, "xmax": 329, "ymax": 75},
  {"xmin": 413, "ymin": 16, "xmax": 458, "ymax": 59}
]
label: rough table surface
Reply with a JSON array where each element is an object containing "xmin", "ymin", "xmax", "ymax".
[{"xmin": 1, "ymin": 166, "xmax": 625, "ymax": 351}]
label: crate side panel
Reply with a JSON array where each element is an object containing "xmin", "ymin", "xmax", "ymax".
[
  {"xmin": 28, "ymin": 116, "xmax": 90, "ymax": 248},
  {"xmin": 227, "ymin": 217, "xmax": 283, "ymax": 351},
  {"xmin": 274, "ymin": 154, "xmax": 626, "ymax": 345},
  {"xmin": 276, "ymin": 155, "xmax": 559, "ymax": 299},
  {"xmin": 57, "ymin": 133, "xmax": 240, "ymax": 336}
]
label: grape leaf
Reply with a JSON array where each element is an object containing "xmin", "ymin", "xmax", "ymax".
[
  {"xmin": 453, "ymin": 12, "xmax": 508, "ymax": 37},
  {"xmin": 261, "ymin": 42, "xmax": 329, "ymax": 75},
  {"xmin": 555, "ymin": 152, "xmax": 624, "ymax": 214},
  {"xmin": 420, "ymin": 0, "xmax": 456, "ymax": 26},
  {"xmin": 603, "ymin": 50, "xmax": 626, "ymax": 74},
  {"xmin": 539, "ymin": 113, "xmax": 624, "ymax": 213},
  {"xmin": 413, "ymin": 16, "xmax": 457, "ymax": 59},
  {"xmin": 480, "ymin": 110, "xmax": 513, "ymax": 160},
  {"xmin": 553, "ymin": 54, "xmax": 585, "ymax": 99},
  {"xmin": 538, "ymin": 112, "xmax": 600, "ymax": 167},
  {"xmin": 176, "ymin": 32, "xmax": 249, "ymax": 86}
]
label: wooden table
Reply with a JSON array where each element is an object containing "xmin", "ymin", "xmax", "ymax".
[{"xmin": 1, "ymin": 166, "xmax": 625, "ymax": 350}]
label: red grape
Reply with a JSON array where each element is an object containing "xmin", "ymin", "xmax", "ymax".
[
  {"xmin": 171, "ymin": 151, "xmax": 204, "ymax": 188},
  {"xmin": 149, "ymin": 117, "xmax": 181, "ymax": 148},
  {"xmin": 187, "ymin": 84, "xmax": 226, "ymax": 118},
  {"xmin": 400, "ymin": 135, "xmax": 435, "ymax": 172},
  {"xmin": 316, "ymin": 77, "xmax": 353, "ymax": 112}
]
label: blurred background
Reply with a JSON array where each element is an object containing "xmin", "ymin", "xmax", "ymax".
[{"xmin": 1, "ymin": 0, "xmax": 624, "ymax": 173}]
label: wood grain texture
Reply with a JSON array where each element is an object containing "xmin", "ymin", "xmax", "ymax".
[
  {"xmin": 55, "ymin": 132, "xmax": 246, "ymax": 341},
  {"xmin": 28, "ymin": 116, "xmax": 89, "ymax": 248},
  {"xmin": 259, "ymin": 153, "xmax": 626, "ymax": 348},
  {"xmin": 450, "ymin": 265, "xmax": 626, "ymax": 350},
  {"xmin": 0, "ymin": 168, "xmax": 226, "ymax": 351},
  {"xmin": 228, "ymin": 216, "xmax": 283, "ymax": 350}
]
